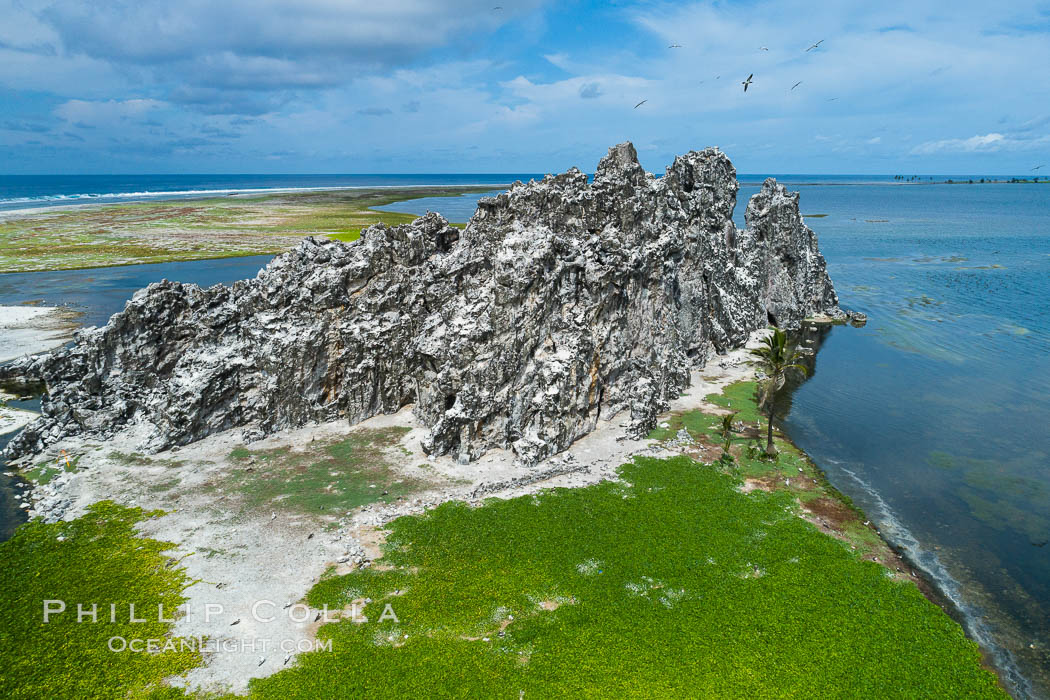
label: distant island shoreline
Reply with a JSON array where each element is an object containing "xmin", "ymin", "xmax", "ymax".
[{"xmin": 0, "ymin": 185, "xmax": 503, "ymax": 274}]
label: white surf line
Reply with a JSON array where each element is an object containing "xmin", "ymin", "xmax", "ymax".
[
  {"xmin": 832, "ymin": 461, "xmax": 1031, "ymax": 697},
  {"xmin": 0, "ymin": 184, "xmax": 512, "ymax": 218}
]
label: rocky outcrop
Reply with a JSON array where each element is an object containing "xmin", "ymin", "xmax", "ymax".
[{"xmin": 2, "ymin": 143, "xmax": 843, "ymax": 465}]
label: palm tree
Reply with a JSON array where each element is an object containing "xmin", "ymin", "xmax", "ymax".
[
  {"xmin": 719, "ymin": 411, "xmax": 737, "ymax": 453},
  {"xmin": 750, "ymin": 327, "xmax": 808, "ymax": 456}
]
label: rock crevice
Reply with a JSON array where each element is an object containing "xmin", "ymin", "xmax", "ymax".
[{"xmin": 3, "ymin": 143, "xmax": 843, "ymax": 465}]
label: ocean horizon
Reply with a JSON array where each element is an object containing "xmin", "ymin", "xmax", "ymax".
[{"xmin": 2, "ymin": 172, "xmax": 1044, "ymax": 214}]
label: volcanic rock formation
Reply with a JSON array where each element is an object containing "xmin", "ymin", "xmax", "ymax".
[{"xmin": 2, "ymin": 143, "xmax": 843, "ymax": 465}]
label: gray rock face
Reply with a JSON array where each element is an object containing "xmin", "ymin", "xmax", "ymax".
[{"xmin": 3, "ymin": 142, "xmax": 842, "ymax": 464}]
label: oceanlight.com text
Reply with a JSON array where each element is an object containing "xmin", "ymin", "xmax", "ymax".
[{"xmin": 106, "ymin": 637, "xmax": 333, "ymax": 654}]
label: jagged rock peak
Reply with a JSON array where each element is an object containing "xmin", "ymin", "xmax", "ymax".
[
  {"xmin": 594, "ymin": 141, "xmax": 648, "ymax": 186},
  {"xmin": 3, "ymin": 142, "xmax": 844, "ymax": 466}
]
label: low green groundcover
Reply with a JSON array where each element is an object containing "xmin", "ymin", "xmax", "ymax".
[
  {"xmin": 0, "ymin": 457, "xmax": 1004, "ymax": 697},
  {"xmin": 250, "ymin": 456, "xmax": 1004, "ymax": 698},
  {"xmin": 0, "ymin": 502, "xmax": 198, "ymax": 699}
]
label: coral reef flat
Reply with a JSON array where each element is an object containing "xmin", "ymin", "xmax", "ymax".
[{"xmin": 0, "ymin": 186, "xmax": 497, "ymax": 273}]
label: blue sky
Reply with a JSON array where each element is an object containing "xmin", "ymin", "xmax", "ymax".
[{"xmin": 1, "ymin": 0, "xmax": 1049, "ymax": 174}]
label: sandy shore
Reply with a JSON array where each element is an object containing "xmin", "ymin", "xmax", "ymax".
[
  {"xmin": 0, "ymin": 390, "xmax": 37, "ymax": 437},
  {"xmin": 0, "ymin": 305, "xmax": 80, "ymax": 436},
  {"xmin": 0, "ymin": 305, "xmax": 80, "ymax": 365}
]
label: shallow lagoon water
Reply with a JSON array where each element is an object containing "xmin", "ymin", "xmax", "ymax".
[
  {"xmin": 371, "ymin": 189, "xmax": 504, "ymax": 223},
  {"xmin": 0, "ymin": 181, "xmax": 1047, "ymax": 695},
  {"xmin": 739, "ymin": 182, "xmax": 1050, "ymax": 698},
  {"xmin": 0, "ymin": 255, "xmax": 277, "ymax": 328}
]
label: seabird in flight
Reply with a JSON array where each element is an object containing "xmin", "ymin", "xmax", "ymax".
[
  {"xmin": 742, "ymin": 74, "xmax": 754, "ymax": 92},
  {"xmin": 806, "ymin": 39, "xmax": 824, "ymax": 51},
  {"xmin": 791, "ymin": 81, "xmax": 802, "ymax": 90},
  {"xmin": 634, "ymin": 99, "xmax": 648, "ymax": 109},
  {"xmin": 668, "ymin": 43, "xmax": 683, "ymax": 48}
]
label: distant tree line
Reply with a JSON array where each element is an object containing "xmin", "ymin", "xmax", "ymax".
[{"xmin": 893, "ymin": 175, "xmax": 1043, "ymax": 184}]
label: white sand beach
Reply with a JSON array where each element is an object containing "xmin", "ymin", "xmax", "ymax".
[{"xmin": 0, "ymin": 305, "xmax": 80, "ymax": 365}]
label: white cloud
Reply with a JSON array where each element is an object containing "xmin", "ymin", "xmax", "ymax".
[
  {"xmin": 910, "ymin": 132, "xmax": 1050, "ymax": 154},
  {"xmin": 36, "ymin": 1, "xmax": 548, "ymax": 83},
  {"xmin": 544, "ymin": 53, "xmax": 572, "ymax": 71},
  {"xmin": 5, "ymin": 0, "xmax": 1050, "ymax": 172},
  {"xmin": 55, "ymin": 98, "xmax": 166, "ymax": 124}
]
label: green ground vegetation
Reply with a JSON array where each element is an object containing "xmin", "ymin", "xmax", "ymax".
[
  {"xmin": 243, "ymin": 382, "xmax": 1004, "ymax": 698},
  {"xmin": 1, "ymin": 384, "xmax": 1007, "ymax": 697},
  {"xmin": 22, "ymin": 451, "xmax": 82, "ymax": 485},
  {"xmin": 213, "ymin": 427, "xmax": 424, "ymax": 516},
  {"xmin": 0, "ymin": 502, "xmax": 199, "ymax": 699},
  {"xmin": 650, "ymin": 380, "xmax": 894, "ymax": 557},
  {"xmin": 246, "ymin": 450, "xmax": 1003, "ymax": 698},
  {"xmin": 0, "ymin": 186, "xmax": 497, "ymax": 273}
]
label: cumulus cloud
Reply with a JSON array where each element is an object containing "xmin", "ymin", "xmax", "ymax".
[
  {"xmin": 34, "ymin": 1, "xmax": 545, "ymax": 90},
  {"xmin": 4, "ymin": 0, "xmax": 1050, "ymax": 172}
]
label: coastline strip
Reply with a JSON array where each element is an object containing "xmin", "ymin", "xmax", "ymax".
[{"xmin": 0, "ymin": 185, "xmax": 504, "ymax": 273}]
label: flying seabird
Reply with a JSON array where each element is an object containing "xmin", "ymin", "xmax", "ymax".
[
  {"xmin": 668, "ymin": 43, "xmax": 683, "ymax": 48},
  {"xmin": 806, "ymin": 39, "xmax": 824, "ymax": 51},
  {"xmin": 759, "ymin": 46, "xmax": 769, "ymax": 51},
  {"xmin": 742, "ymin": 74, "xmax": 754, "ymax": 92},
  {"xmin": 791, "ymin": 81, "xmax": 802, "ymax": 90},
  {"xmin": 634, "ymin": 99, "xmax": 648, "ymax": 109},
  {"xmin": 1032, "ymin": 165, "xmax": 1045, "ymax": 171}
]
